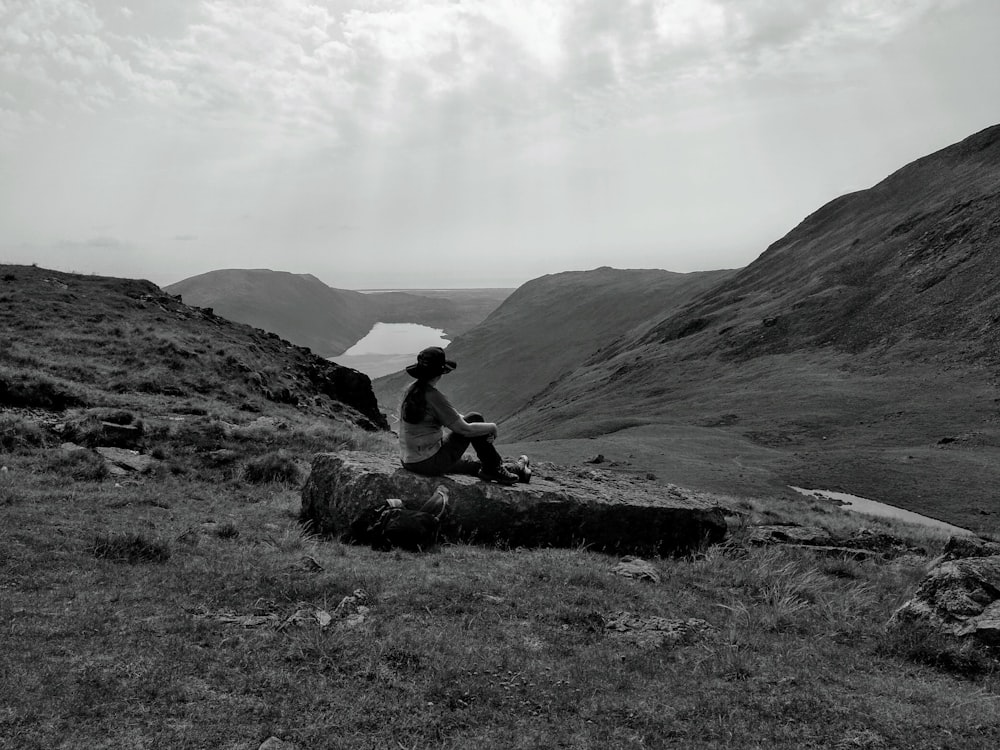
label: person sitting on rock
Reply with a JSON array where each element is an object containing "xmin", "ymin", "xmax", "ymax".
[{"xmin": 398, "ymin": 346, "xmax": 529, "ymax": 485}]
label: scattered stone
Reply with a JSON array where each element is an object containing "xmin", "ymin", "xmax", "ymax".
[
  {"xmin": 332, "ymin": 589, "xmax": 370, "ymax": 628},
  {"xmin": 294, "ymin": 555, "xmax": 324, "ymax": 572},
  {"xmin": 749, "ymin": 524, "xmax": 834, "ymax": 547},
  {"xmin": 95, "ymin": 446, "xmax": 153, "ymax": 473},
  {"xmin": 749, "ymin": 524, "xmax": 924, "ymax": 559},
  {"xmin": 612, "ymin": 557, "xmax": 662, "ymax": 583},
  {"xmin": 301, "ymin": 452, "xmax": 727, "ymax": 557},
  {"xmin": 604, "ymin": 612, "xmax": 714, "ymax": 649},
  {"xmin": 843, "ymin": 528, "xmax": 926, "ymax": 558},
  {"xmin": 197, "ymin": 591, "xmax": 370, "ymax": 631},
  {"xmin": 99, "ymin": 420, "xmax": 143, "ymax": 449},
  {"xmin": 889, "ymin": 555, "xmax": 1000, "ymax": 647},
  {"xmin": 585, "ymin": 454, "xmax": 606, "ymax": 464}
]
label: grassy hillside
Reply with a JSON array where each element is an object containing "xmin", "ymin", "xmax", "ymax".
[
  {"xmin": 3, "ymin": 419, "xmax": 999, "ymax": 748},
  {"xmin": 1, "ymin": 265, "xmax": 387, "ymax": 430},
  {"xmin": 374, "ymin": 267, "xmax": 734, "ymax": 421},
  {"xmin": 495, "ymin": 125, "xmax": 1000, "ymax": 533}
]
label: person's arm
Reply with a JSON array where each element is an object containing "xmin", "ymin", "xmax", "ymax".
[
  {"xmin": 448, "ymin": 416, "xmax": 497, "ymax": 439},
  {"xmin": 426, "ymin": 388, "xmax": 498, "ymax": 439}
]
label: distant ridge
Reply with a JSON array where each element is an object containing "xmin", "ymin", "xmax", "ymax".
[
  {"xmin": 165, "ymin": 269, "xmax": 376, "ymax": 357},
  {"xmin": 165, "ymin": 271, "xmax": 513, "ymax": 358}
]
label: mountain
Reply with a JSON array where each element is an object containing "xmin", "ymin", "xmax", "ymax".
[
  {"xmin": 497, "ymin": 124, "xmax": 1000, "ymax": 531},
  {"xmin": 373, "ymin": 266, "xmax": 736, "ymax": 419},
  {"xmin": 165, "ymin": 271, "xmax": 513, "ymax": 358},
  {"xmin": 0, "ymin": 265, "xmax": 387, "ymax": 430},
  {"xmin": 165, "ymin": 269, "xmax": 377, "ymax": 357}
]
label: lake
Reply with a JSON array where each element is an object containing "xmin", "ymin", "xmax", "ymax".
[
  {"xmin": 331, "ymin": 322, "xmax": 450, "ymax": 379},
  {"xmin": 790, "ymin": 486, "xmax": 973, "ymax": 535}
]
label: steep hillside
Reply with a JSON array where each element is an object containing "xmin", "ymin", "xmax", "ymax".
[
  {"xmin": 365, "ymin": 288, "xmax": 514, "ymax": 338},
  {"xmin": 165, "ymin": 269, "xmax": 377, "ymax": 357},
  {"xmin": 630, "ymin": 122, "xmax": 1000, "ymax": 364},
  {"xmin": 166, "ymin": 270, "xmax": 513, "ymax": 358},
  {"xmin": 0, "ymin": 265, "xmax": 387, "ymax": 430},
  {"xmin": 502, "ymin": 124, "xmax": 1000, "ymax": 530},
  {"xmin": 374, "ymin": 266, "xmax": 735, "ymax": 420}
]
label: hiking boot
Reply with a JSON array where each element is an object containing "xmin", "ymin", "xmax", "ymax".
[
  {"xmin": 514, "ymin": 455, "xmax": 532, "ymax": 483},
  {"xmin": 479, "ymin": 464, "xmax": 519, "ymax": 485}
]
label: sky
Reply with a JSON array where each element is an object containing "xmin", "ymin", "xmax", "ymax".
[{"xmin": 2, "ymin": 1, "xmax": 999, "ymax": 290}]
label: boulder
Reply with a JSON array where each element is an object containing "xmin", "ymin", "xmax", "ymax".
[
  {"xmin": 300, "ymin": 451, "xmax": 727, "ymax": 556},
  {"xmin": 889, "ymin": 555, "xmax": 1000, "ymax": 647}
]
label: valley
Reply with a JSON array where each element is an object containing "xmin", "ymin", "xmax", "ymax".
[{"xmin": 4, "ymin": 120, "xmax": 1000, "ymax": 748}]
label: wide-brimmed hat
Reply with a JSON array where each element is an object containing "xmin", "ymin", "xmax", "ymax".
[{"xmin": 405, "ymin": 346, "xmax": 457, "ymax": 378}]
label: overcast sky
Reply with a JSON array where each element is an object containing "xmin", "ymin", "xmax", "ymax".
[{"xmin": 2, "ymin": 1, "xmax": 998, "ymax": 289}]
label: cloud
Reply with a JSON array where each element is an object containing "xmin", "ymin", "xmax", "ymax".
[
  {"xmin": 0, "ymin": 0, "xmax": 964, "ymax": 151},
  {"xmin": 59, "ymin": 235, "xmax": 132, "ymax": 250}
]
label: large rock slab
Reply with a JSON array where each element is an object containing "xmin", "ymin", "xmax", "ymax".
[{"xmin": 300, "ymin": 451, "xmax": 727, "ymax": 556}]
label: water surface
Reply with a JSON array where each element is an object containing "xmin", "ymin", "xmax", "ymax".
[{"xmin": 332, "ymin": 322, "xmax": 450, "ymax": 378}]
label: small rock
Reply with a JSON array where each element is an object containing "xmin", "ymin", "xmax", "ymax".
[
  {"xmin": 605, "ymin": 612, "xmax": 714, "ymax": 649},
  {"xmin": 96, "ymin": 446, "xmax": 153, "ymax": 473},
  {"xmin": 295, "ymin": 555, "xmax": 324, "ymax": 572},
  {"xmin": 585, "ymin": 454, "xmax": 606, "ymax": 464},
  {"xmin": 612, "ymin": 557, "xmax": 661, "ymax": 583},
  {"xmin": 258, "ymin": 737, "xmax": 298, "ymax": 750}
]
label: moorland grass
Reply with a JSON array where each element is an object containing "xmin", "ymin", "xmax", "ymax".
[{"xmin": 2, "ymin": 421, "xmax": 999, "ymax": 750}]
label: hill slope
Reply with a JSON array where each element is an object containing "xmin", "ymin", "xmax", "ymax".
[
  {"xmin": 165, "ymin": 269, "xmax": 377, "ymax": 357},
  {"xmin": 374, "ymin": 266, "xmax": 735, "ymax": 420},
  {"xmin": 501, "ymin": 124, "xmax": 1000, "ymax": 531},
  {"xmin": 1, "ymin": 265, "xmax": 387, "ymax": 430}
]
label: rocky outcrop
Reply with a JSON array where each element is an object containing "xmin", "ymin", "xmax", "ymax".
[
  {"xmin": 936, "ymin": 535, "xmax": 1000, "ymax": 563},
  {"xmin": 889, "ymin": 547, "xmax": 1000, "ymax": 647},
  {"xmin": 749, "ymin": 524, "xmax": 925, "ymax": 559},
  {"xmin": 300, "ymin": 451, "xmax": 727, "ymax": 556}
]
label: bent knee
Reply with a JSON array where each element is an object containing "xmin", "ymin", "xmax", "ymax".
[{"xmin": 464, "ymin": 411, "xmax": 485, "ymax": 423}]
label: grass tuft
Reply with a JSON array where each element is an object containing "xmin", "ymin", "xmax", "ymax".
[
  {"xmin": 0, "ymin": 414, "xmax": 49, "ymax": 452},
  {"xmin": 92, "ymin": 532, "xmax": 171, "ymax": 564},
  {"xmin": 45, "ymin": 447, "xmax": 109, "ymax": 481},
  {"xmin": 879, "ymin": 618, "xmax": 998, "ymax": 678},
  {"xmin": 243, "ymin": 451, "xmax": 300, "ymax": 484}
]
